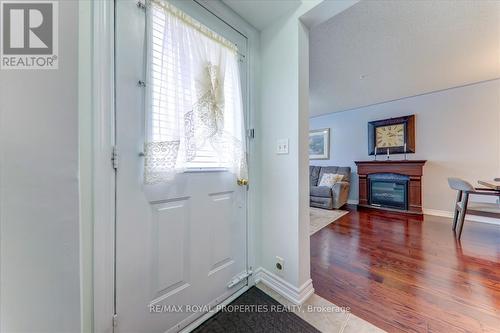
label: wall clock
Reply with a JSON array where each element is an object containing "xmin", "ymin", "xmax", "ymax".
[{"xmin": 368, "ymin": 115, "xmax": 415, "ymax": 155}]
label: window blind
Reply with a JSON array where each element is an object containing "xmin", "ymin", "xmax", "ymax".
[{"xmin": 150, "ymin": 6, "xmax": 221, "ymax": 168}]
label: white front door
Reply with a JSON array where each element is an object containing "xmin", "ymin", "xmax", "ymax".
[{"xmin": 115, "ymin": 1, "xmax": 249, "ymax": 332}]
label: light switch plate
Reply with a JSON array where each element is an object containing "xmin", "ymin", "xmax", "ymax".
[{"xmin": 276, "ymin": 139, "xmax": 289, "ymax": 154}]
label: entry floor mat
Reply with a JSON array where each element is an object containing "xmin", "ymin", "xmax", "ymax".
[{"xmin": 193, "ymin": 287, "xmax": 320, "ymax": 333}]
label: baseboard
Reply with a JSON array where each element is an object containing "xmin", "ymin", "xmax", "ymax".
[
  {"xmin": 423, "ymin": 208, "xmax": 500, "ymax": 226},
  {"xmin": 347, "ymin": 199, "xmax": 499, "ymax": 225},
  {"xmin": 254, "ymin": 267, "xmax": 314, "ymax": 305}
]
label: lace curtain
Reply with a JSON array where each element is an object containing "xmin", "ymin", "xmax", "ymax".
[{"xmin": 144, "ymin": 0, "xmax": 247, "ymax": 184}]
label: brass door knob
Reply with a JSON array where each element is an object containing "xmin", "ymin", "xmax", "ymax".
[{"xmin": 237, "ymin": 178, "xmax": 249, "ymax": 186}]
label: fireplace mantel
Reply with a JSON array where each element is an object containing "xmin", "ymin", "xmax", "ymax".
[{"xmin": 355, "ymin": 160, "xmax": 427, "ymax": 214}]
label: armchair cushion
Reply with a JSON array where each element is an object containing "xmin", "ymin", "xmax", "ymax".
[
  {"xmin": 319, "ymin": 166, "xmax": 351, "ymax": 183},
  {"xmin": 331, "ymin": 181, "xmax": 350, "ymax": 209},
  {"xmin": 310, "ymin": 186, "xmax": 332, "ymax": 198},
  {"xmin": 318, "ymin": 173, "xmax": 344, "ymax": 187}
]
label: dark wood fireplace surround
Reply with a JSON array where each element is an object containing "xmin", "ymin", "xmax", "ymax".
[{"xmin": 355, "ymin": 160, "xmax": 427, "ymax": 214}]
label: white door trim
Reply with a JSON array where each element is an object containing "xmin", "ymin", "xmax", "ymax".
[{"xmin": 92, "ymin": 0, "xmax": 116, "ymax": 332}]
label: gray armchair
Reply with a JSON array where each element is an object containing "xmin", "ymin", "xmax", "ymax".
[{"xmin": 310, "ymin": 166, "xmax": 351, "ymax": 209}]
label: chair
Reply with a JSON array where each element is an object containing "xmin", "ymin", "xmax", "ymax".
[
  {"xmin": 310, "ymin": 166, "xmax": 351, "ymax": 209},
  {"xmin": 448, "ymin": 178, "xmax": 500, "ymax": 239}
]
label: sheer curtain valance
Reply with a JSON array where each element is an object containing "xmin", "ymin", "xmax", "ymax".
[{"xmin": 144, "ymin": 0, "xmax": 247, "ymax": 184}]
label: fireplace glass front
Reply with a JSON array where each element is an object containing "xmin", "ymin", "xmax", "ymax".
[{"xmin": 368, "ymin": 173, "xmax": 409, "ymax": 210}]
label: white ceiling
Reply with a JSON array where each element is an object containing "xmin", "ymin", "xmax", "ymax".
[
  {"xmin": 310, "ymin": 0, "xmax": 500, "ymax": 117},
  {"xmin": 222, "ymin": 0, "xmax": 300, "ymax": 31}
]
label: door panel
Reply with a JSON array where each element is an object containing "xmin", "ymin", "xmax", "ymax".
[
  {"xmin": 152, "ymin": 199, "xmax": 190, "ymax": 302},
  {"xmin": 208, "ymin": 192, "xmax": 234, "ymax": 272},
  {"xmin": 115, "ymin": 0, "xmax": 248, "ymax": 332}
]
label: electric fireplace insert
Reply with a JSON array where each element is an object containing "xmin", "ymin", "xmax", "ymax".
[{"xmin": 368, "ymin": 173, "xmax": 409, "ymax": 210}]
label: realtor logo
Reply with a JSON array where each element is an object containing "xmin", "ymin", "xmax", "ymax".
[{"xmin": 1, "ymin": 1, "xmax": 58, "ymax": 69}]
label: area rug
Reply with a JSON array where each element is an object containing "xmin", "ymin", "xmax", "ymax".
[
  {"xmin": 310, "ymin": 207, "xmax": 349, "ymax": 235},
  {"xmin": 192, "ymin": 287, "xmax": 320, "ymax": 333}
]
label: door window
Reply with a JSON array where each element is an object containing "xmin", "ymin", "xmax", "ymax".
[{"xmin": 145, "ymin": 0, "xmax": 247, "ymax": 183}]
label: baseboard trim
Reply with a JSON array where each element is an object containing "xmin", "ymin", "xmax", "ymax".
[
  {"xmin": 347, "ymin": 199, "xmax": 499, "ymax": 225},
  {"xmin": 254, "ymin": 267, "xmax": 314, "ymax": 305},
  {"xmin": 423, "ymin": 208, "xmax": 500, "ymax": 226}
]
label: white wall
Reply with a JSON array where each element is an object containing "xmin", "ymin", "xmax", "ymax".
[
  {"xmin": 259, "ymin": 0, "xmax": 358, "ymax": 292},
  {"xmin": 259, "ymin": 0, "xmax": 320, "ymax": 289},
  {"xmin": 309, "ymin": 79, "xmax": 500, "ymax": 212},
  {"xmin": 0, "ymin": 1, "xmax": 82, "ymax": 332}
]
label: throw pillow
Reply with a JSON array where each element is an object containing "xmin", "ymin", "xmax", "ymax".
[{"xmin": 318, "ymin": 173, "xmax": 344, "ymax": 187}]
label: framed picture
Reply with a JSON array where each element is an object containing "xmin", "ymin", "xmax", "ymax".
[
  {"xmin": 368, "ymin": 115, "xmax": 415, "ymax": 155},
  {"xmin": 309, "ymin": 128, "xmax": 330, "ymax": 160}
]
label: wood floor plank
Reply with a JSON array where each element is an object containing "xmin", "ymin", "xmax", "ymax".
[{"xmin": 310, "ymin": 205, "xmax": 500, "ymax": 333}]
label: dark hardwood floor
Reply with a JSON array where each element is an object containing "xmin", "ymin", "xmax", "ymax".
[{"xmin": 310, "ymin": 205, "xmax": 500, "ymax": 333}]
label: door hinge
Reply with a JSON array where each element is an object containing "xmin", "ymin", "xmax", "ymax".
[
  {"xmin": 112, "ymin": 313, "xmax": 118, "ymax": 327},
  {"xmin": 137, "ymin": 1, "xmax": 146, "ymax": 10},
  {"xmin": 247, "ymin": 128, "xmax": 255, "ymax": 139},
  {"xmin": 112, "ymin": 146, "xmax": 119, "ymax": 170},
  {"xmin": 227, "ymin": 270, "xmax": 253, "ymax": 289}
]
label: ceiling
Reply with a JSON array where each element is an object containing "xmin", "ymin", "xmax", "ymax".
[
  {"xmin": 310, "ymin": 0, "xmax": 500, "ymax": 117},
  {"xmin": 222, "ymin": 0, "xmax": 300, "ymax": 31}
]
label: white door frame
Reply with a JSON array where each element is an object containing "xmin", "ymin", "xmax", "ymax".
[
  {"xmin": 91, "ymin": 1, "xmax": 260, "ymax": 332},
  {"xmin": 92, "ymin": 0, "xmax": 116, "ymax": 332}
]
